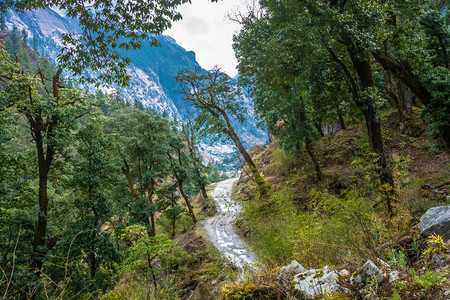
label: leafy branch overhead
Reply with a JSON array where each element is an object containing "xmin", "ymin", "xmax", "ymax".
[{"xmin": 1, "ymin": 0, "xmax": 191, "ymax": 86}]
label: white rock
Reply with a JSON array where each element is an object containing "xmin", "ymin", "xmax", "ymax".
[
  {"xmin": 277, "ymin": 260, "xmax": 305, "ymax": 290},
  {"xmin": 292, "ymin": 266, "xmax": 350, "ymax": 299},
  {"xmin": 418, "ymin": 206, "xmax": 450, "ymax": 242},
  {"xmin": 389, "ymin": 271, "xmax": 400, "ymax": 282},
  {"xmin": 350, "ymin": 260, "xmax": 385, "ymax": 298}
]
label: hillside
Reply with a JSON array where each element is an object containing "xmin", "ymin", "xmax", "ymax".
[{"xmin": 223, "ymin": 110, "xmax": 449, "ymax": 299}]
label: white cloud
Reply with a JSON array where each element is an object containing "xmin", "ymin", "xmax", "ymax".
[{"xmin": 165, "ymin": 0, "xmax": 245, "ymax": 77}]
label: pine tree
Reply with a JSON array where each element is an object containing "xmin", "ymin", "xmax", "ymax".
[
  {"xmin": 21, "ymin": 29, "xmax": 28, "ymax": 46},
  {"xmin": 0, "ymin": 13, "xmax": 6, "ymax": 30}
]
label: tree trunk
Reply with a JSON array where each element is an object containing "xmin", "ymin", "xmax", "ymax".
[
  {"xmin": 30, "ymin": 159, "xmax": 50, "ymax": 273},
  {"xmin": 373, "ymin": 50, "xmax": 450, "ymax": 155},
  {"xmin": 345, "ymin": 42, "xmax": 395, "ymax": 215},
  {"xmin": 336, "ymin": 108, "xmax": 347, "ymax": 130},
  {"xmin": 121, "ymin": 158, "xmax": 140, "ymax": 201},
  {"xmin": 299, "ymin": 99, "xmax": 323, "ymax": 181},
  {"xmin": 178, "ymin": 180, "xmax": 197, "ymax": 224},
  {"xmin": 221, "ymin": 110, "xmax": 269, "ymax": 198},
  {"xmin": 29, "ymin": 118, "xmax": 55, "ymax": 274}
]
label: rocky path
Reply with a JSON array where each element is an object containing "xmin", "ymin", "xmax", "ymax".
[{"xmin": 204, "ymin": 178, "xmax": 258, "ymax": 270}]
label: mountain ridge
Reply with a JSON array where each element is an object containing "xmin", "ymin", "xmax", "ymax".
[{"xmin": 4, "ymin": 8, "xmax": 267, "ymax": 164}]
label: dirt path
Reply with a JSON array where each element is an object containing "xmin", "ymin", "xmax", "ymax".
[{"xmin": 204, "ymin": 178, "xmax": 258, "ymax": 270}]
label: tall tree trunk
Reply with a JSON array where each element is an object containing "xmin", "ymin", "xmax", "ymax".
[
  {"xmin": 29, "ymin": 114, "xmax": 56, "ymax": 274},
  {"xmin": 299, "ymin": 99, "xmax": 323, "ymax": 181},
  {"xmin": 177, "ymin": 180, "xmax": 197, "ymax": 224},
  {"xmin": 336, "ymin": 108, "xmax": 347, "ymax": 130},
  {"xmin": 373, "ymin": 50, "xmax": 450, "ymax": 155},
  {"xmin": 30, "ymin": 150, "xmax": 50, "ymax": 273},
  {"xmin": 345, "ymin": 41, "xmax": 395, "ymax": 215},
  {"xmin": 221, "ymin": 110, "xmax": 269, "ymax": 198}
]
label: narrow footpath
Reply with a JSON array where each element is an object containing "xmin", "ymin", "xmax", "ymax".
[{"xmin": 204, "ymin": 178, "xmax": 258, "ymax": 270}]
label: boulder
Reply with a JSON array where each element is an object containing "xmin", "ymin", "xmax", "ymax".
[
  {"xmin": 350, "ymin": 260, "xmax": 385, "ymax": 299},
  {"xmin": 291, "ymin": 265, "xmax": 350, "ymax": 299},
  {"xmin": 277, "ymin": 260, "xmax": 305, "ymax": 290},
  {"xmin": 418, "ymin": 206, "xmax": 450, "ymax": 242},
  {"xmin": 431, "ymin": 253, "xmax": 449, "ymax": 269}
]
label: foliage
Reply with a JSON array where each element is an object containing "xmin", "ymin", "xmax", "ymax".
[
  {"xmin": 176, "ymin": 66, "xmax": 269, "ymax": 197},
  {"xmin": 422, "ymin": 234, "xmax": 449, "ymax": 258},
  {"xmin": 1, "ymin": 0, "xmax": 192, "ymax": 86},
  {"xmin": 391, "ymin": 269, "xmax": 448, "ymax": 298}
]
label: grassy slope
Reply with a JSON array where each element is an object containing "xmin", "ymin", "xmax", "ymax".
[{"xmin": 228, "ymin": 111, "xmax": 449, "ymax": 299}]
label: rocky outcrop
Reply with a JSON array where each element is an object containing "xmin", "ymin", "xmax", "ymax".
[
  {"xmin": 418, "ymin": 206, "xmax": 450, "ymax": 242},
  {"xmin": 277, "ymin": 260, "xmax": 305, "ymax": 290},
  {"xmin": 291, "ymin": 266, "xmax": 350, "ymax": 299},
  {"xmin": 351, "ymin": 260, "xmax": 385, "ymax": 299},
  {"xmin": 275, "ymin": 258, "xmax": 406, "ymax": 299}
]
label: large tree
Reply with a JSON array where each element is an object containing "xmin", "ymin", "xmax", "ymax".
[
  {"xmin": 0, "ymin": 46, "xmax": 94, "ymax": 273},
  {"xmin": 176, "ymin": 67, "xmax": 269, "ymax": 197},
  {"xmin": 234, "ymin": 0, "xmax": 397, "ymax": 212},
  {"xmin": 107, "ymin": 108, "xmax": 172, "ymax": 237}
]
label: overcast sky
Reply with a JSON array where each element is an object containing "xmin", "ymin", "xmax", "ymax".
[{"xmin": 164, "ymin": 0, "xmax": 246, "ymax": 77}]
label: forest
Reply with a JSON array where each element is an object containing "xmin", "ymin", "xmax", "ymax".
[{"xmin": 0, "ymin": 0, "xmax": 449, "ymax": 299}]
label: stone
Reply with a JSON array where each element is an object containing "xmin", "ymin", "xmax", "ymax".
[
  {"xmin": 431, "ymin": 253, "xmax": 449, "ymax": 269},
  {"xmin": 291, "ymin": 265, "xmax": 350, "ymax": 299},
  {"xmin": 350, "ymin": 260, "xmax": 385, "ymax": 299},
  {"xmin": 277, "ymin": 260, "xmax": 305, "ymax": 290},
  {"xmin": 339, "ymin": 269, "xmax": 350, "ymax": 277},
  {"xmin": 388, "ymin": 271, "xmax": 400, "ymax": 282},
  {"xmin": 418, "ymin": 206, "xmax": 450, "ymax": 242}
]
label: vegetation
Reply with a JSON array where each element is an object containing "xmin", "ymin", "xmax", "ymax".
[
  {"xmin": 0, "ymin": 33, "xmax": 223, "ymax": 298},
  {"xmin": 176, "ymin": 67, "xmax": 269, "ymax": 198},
  {"xmin": 1, "ymin": 0, "xmax": 449, "ymax": 298}
]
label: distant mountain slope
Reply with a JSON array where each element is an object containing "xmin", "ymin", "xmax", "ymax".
[{"xmin": 4, "ymin": 8, "xmax": 267, "ymax": 157}]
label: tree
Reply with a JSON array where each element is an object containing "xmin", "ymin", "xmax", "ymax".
[
  {"xmin": 68, "ymin": 116, "xmax": 120, "ymax": 280},
  {"xmin": 167, "ymin": 127, "xmax": 198, "ymax": 224},
  {"xmin": 156, "ymin": 183, "xmax": 183, "ymax": 238},
  {"xmin": 181, "ymin": 116, "xmax": 209, "ymax": 200},
  {"xmin": 1, "ymin": 0, "xmax": 190, "ymax": 86},
  {"xmin": 107, "ymin": 108, "xmax": 172, "ymax": 237},
  {"xmin": 0, "ymin": 12, "xmax": 6, "ymax": 30},
  {"xmin": 234, "ymin": 0, "xmax": 397, "ymax": 213},
  {"xmin": 21, "ymin": 29, "xmax": 27, "ymax": 46},
  {"xmin": 370, "ymin": 1, "xmax": 450, "ymax": 154},
  {"xmin": 0, "ymin": 46, "xmax": 94, "ymax": 274},
  {"xmin": 176, "ymin": 67, "xmax": 269, "ymax": 197}
]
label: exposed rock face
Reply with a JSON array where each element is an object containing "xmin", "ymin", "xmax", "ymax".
[
  {"xmin": 418, "ymin": 206, "xmax": 450, "ymax": 242},
  {"xmin": 277, "ymin": 260, "xmax": 305, "ymax": 290},
  {"xmin": 350, "ymin": 260, "xmax": 385, "ymax": 299},
  {"xmin": 291, "ymin": 265, "xmax": 350, "ymax": 299}
]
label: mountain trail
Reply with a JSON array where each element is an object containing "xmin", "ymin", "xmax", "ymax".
[{"xmin": 204, "ymin": 178, "xmax": 258, "ymax": 271}]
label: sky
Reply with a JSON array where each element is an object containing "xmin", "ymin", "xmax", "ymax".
[{"xmin": 164, "ymin": 0, "xmax": 246, "ymax": 77}]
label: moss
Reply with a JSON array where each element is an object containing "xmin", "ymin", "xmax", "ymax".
[{"xmin": 314, "ymin": 269, "xmax": 324, "ymax": 279}]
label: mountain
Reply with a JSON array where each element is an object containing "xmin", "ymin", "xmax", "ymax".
[{"xmin": 4, "ymin": 8, "xmax": 267, "ymax": 162}]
